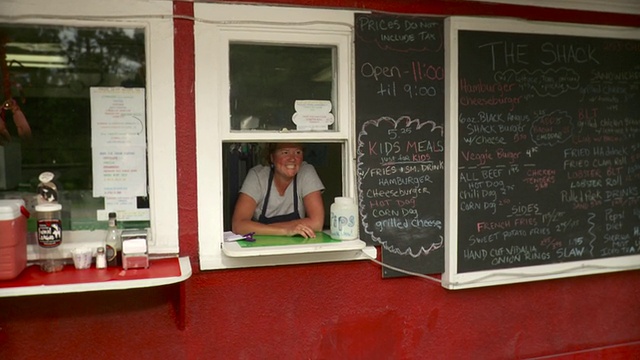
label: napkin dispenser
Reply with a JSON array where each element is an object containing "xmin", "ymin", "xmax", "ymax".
[{"xmin": 121, "ymin": 229, "xmax": 149, "ymax": 269}]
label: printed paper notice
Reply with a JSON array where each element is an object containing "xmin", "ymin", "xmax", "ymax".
[
  {"xmin": 90, "ymin": 87, "xmax": 146, "ymax": 147},
  {"xmin": 292, "ymin": 100, "xmax": 334, "ymax": 131},
  {"xmin": 92, "ymin": 147, "xmax": 147, "ymax": 197},
  {"xmin": 90, "ymin": 87, "xmax": 148, "ymax": 198},
  {"xmin": 98, "ymin": 196, "xmax": 150, "ymax": 221}
]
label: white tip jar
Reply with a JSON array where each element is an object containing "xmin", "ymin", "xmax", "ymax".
[{"xmin": 330, "ymin": 197, "xmax": 359, "ymax": 240}]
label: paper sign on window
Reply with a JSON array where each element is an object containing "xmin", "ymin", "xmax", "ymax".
[
  {"xmin": 292, "ymin": 100, "xmax": 334, "ymax": 131},
  {"xmin": 90, "ymin": 87, "xmax": 147, "ymax": 197}
]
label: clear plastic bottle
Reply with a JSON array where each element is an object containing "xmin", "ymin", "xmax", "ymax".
[
  {"xmin": 105, "ymin": 212, "xmax": 121, "ymax": 267},
  {"xmin": 36, "ymin": 203, "xmax": 65, "ymax": 272},
  {"xmin": 330, "ymin": 197, "xmax": 359, "ymax": 240}
]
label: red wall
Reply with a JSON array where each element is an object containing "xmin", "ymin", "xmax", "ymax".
[{"xmin": 2, "ymin": 1, "xmax": 640, "ymax": 359}]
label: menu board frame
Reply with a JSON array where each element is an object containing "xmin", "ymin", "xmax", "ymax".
[
  {"xmin": 442, "ymin": 17, "xmax": 640, "ymax": 289},
  {"xmin": 354, "ymin": 13, "xmax": 446, "ymax": 277}
]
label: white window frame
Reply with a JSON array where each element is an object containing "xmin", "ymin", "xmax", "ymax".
[
  {"xmin": 2, "ymin": 0, "xmax": 178, "ymax": 255},
  {"xmin": 466, "ymin": 0, "xmax": 640, "ymax": 15},
  {"xmin": 195, "ymin": 3, "xmax": 376, "ymax": 270}
]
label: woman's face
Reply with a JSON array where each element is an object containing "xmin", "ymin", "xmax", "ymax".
[{"xmin": 271, "ymin": 146, "xmax": 304, "ymax": 178}]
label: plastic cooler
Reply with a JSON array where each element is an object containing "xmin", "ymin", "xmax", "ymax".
[{"xmin": 0, "ymin": 199, "xmax": 28, "ymax": 280}]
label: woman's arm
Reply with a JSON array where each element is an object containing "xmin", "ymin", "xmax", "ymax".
[
  {"xmin": 231, "ymin": 193, "xmax": 284, "ymax": 236},
  {"xmin": 262, "ymin": 190, "xmax": 324, "ymax": 237},
  {"xmin": 298, "ymin": 190, "xmax": 325, "ymax": 231},
  {"xmin": 231, "ymin": 191, "xmax": 324, "ymax": 238}
]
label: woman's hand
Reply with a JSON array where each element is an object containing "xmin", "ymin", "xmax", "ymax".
[
  {"xmin": 232, "ymin": 193, "xmax": 317, "ymax": 238},
  {"xmin": 284, "ymin": 223, "xmax": 316, "ymax": 238}
]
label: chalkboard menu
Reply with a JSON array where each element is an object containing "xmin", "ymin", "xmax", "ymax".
[
  {"xmin": 449, "ymin": 19, "xmax": 640, "ymax": 282},
  {"xmin": 355, "ymin": 13, "xmax": 445, "ymax": 277}
]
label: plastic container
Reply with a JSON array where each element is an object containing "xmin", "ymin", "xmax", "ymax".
[
  {"xmin": 71, "ymin": 248, "xmax": 92, "ymax": 270},
  {"xmin": 35, "ymin": 203, "xmax": 65, "ymax": 272},
  {"xmin": 330, "ymin": 197, "xmax": 359, "ymax": 240},
  {"xmin": 121, "ymin": 229, "xmax": 149, "ymax": 270},
  {"xmin": 0, "ymin": 199, "xmax": 28, "ymax": 280}
]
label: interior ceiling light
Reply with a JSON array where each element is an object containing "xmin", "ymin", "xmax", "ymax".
[
  {"xmin": 4, "ymin": 42, "xmax": 67, "ymax": 68},
  {"xmin": 7, "ymin": 42, "xmax": 63, "ymax": 52},
  {"xmin": 5, "ymin": 54, "xmax": 69, "ymax": 68}
]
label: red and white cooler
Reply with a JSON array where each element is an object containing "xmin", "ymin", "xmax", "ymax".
[{"xmin": 0, "ymin": 199, "xmax": 29, "ymax": 280}]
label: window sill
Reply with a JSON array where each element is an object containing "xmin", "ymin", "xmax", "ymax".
[
  {"xmin": 201, "ymin": 244, "xmax": 377, "ymax": 270},
  {"xmin": 0, "ymin": 256, "xmax": 192, "ymax": 298},
  {"xmin": 222, "ymin": 233, "xmax": 368, "ymax": 257}
]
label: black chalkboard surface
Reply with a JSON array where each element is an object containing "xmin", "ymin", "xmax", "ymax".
[
  {"xmin": 355, "ymin": 13, "xmax": 445, "ymax": 277},
  {"xmin": 443, "ymin": 17, "xmax": 640, "ymax": 289}
]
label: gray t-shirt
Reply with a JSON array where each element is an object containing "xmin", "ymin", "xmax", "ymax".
[{"xmin": 239, "ymin": 161, "xmax": 325, "ymax": 221}]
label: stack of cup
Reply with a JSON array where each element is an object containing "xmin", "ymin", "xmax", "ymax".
[{"xmin": 71, "ymin": 248, "xmax": 93, "ymax": 270}]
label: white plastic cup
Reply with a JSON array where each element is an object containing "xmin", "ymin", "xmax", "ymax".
[{"xmin": 71, "ymin": 248, "xmax": 93, "ymax": 270}]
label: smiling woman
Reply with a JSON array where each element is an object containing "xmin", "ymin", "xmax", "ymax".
[{"xmin": 231, "ymin": 142, "xmax": 325, "ymax": 238}]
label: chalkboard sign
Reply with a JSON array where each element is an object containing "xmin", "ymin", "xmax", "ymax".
[
  {"xmin": 355, "ymin": 13, "xmax": 445, "ymax": 277},
  {"xmin": 443, "ymin": 17, "xmax": 640, "ymax": 289}
]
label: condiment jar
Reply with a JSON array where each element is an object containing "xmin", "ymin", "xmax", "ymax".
[{"xmin": 35, "ymin": 203, "xmax": 64, "ymax": 272}]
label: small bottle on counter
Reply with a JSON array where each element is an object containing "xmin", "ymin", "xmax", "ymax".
[
  {"xmin": 104, "ymin": 212, "xmax": 121, "ymax": 267},
  {"xmin": 96, "ymin": 247, "xmax": 107, "ymax": 269}
]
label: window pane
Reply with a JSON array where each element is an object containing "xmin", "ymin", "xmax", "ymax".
[
  {"xmin": 0, "ymin": 24, "xmax": 147, "ymax": 230},
  {"xmin": 229, "ymin": 44, "xmax": 336, "ymax": 131},
  {"xmin": 222, "ymin": 142, "xmax": 342, "ymax": 231}
]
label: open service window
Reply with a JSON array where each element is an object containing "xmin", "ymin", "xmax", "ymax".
[
  {"xmin": 195, "ymin": 4, "xmax": 376, "ymax": 270},
  {"xmin": 0, "ymin": 0, "xmax": 177, "ymax": 257}
]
